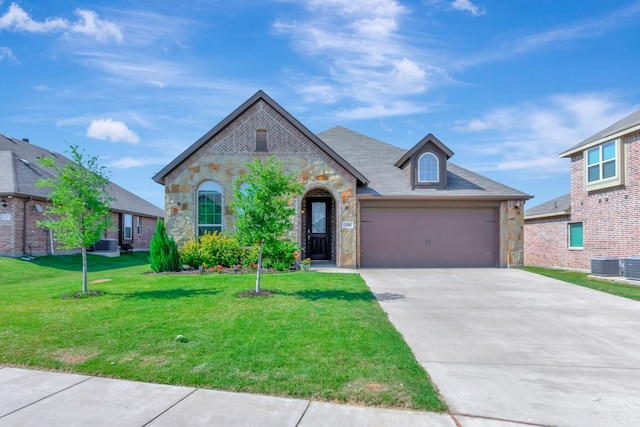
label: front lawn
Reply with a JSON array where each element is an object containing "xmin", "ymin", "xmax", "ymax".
[
  {"xmin": 0, "ymin": 253, "xmax": 445, "ymax": 411},
  {"xmin": 524, "ymin": 266, "xmax": 640, "ymax": 301}
]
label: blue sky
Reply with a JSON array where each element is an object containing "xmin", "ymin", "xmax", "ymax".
[{"xmin": 1, "ymin": 0, "xmax": 639, "ymax": 209}]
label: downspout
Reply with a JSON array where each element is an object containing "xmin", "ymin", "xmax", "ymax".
[{"xmin": 22, "ymin": 197, "xmax": 31, "ymax": 256}]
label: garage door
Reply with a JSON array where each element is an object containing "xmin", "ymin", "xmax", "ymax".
[{"xmin": 360, "ymin": 207, "xmax": 498, "ymax": 268}]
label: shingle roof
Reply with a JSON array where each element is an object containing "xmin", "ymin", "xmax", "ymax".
[
  {"xmin": 524, "ymin": 193, "xmax": 571, "ymax": 219},
  {"xmin": 560, "ymin": 110, "xmax": 640, "ymax": 157},
  {"xmin": 0, "ymin": 133, "xmax": 164, "ymax": 218},
  {"xmin": 318, "ymin": 126, "xmax": 532, "ymax": 199}
]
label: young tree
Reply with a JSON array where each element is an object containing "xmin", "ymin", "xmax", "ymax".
[
  {"xmin": 232, "ymin": 156, "xmax": 304, "ymax": 292},
  {"xmin": 36, "ymin": 145, "xmax": 114, "ymax": 294},
  {"xmin": 149, "ymin": 219, "xmax": 181, "ymax": 272}
]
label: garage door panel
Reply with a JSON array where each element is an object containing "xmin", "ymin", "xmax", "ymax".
[{"xmin": 360, "ymin": 207, "xmax": 497, "ymax": 268}]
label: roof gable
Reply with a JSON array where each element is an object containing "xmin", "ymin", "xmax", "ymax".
[
  {"xmin": 152, "ymin": 90, "xmax": 368, "ymax": 186},
  {"xmin": 394, "ymin": 133, "xmax": 454, "ymax": 168}
]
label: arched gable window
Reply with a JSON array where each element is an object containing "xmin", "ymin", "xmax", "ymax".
[
  {"xmin": 197, "ymin": 181, "xmax": 223, "ymax": 236},
  {"xmin": 418, "ymin": 152, "xmax": 439, "ymax": 182}
]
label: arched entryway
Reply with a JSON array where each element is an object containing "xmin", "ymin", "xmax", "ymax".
[{"xmin": 301, "ymin": 188, "xmax": 336, "ymax": 261}]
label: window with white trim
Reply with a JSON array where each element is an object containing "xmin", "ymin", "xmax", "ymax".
[
  {"xmin": 197, "ymin": 181, "xmax": 223, "ymax": 236},
  {"xmin": 418, "ymin": 152, "xmax": 439, "ymax": 182},
  {"xmin": 136, "ymin": 216, "xmax": 142, "ymax": 235}
]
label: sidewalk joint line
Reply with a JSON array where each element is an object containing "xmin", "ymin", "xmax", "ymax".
[
  {"xmin": 452, "ymin": 412, "xmax": 556, "ymax": 426},
  {"xmin": 295, "ymin": 400, "xmax": 312, "ymax": 426},
  {"xmin": 0, "ymin": 375, "xmax": 92, "ymax": 419},
  {"xmin": 141, "ymin": 387, "xmax": 198, "ymax": 427}
]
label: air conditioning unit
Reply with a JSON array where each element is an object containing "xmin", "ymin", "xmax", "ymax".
[
  {"xmin": 623, "ymin": 256, "xmax": 640, "ymax": 280},
  {"xmin": 591, "ymin": 257, "xmax": 621, "ymax": 276}
]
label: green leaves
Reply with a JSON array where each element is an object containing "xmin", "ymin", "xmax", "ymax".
[
  {"xmin": 232, "ymin": 156, "xmax": 303, "ymax": 247},
  {"xmin": 36, "ymin": 145, "xmax": 114, "ymax": 250}
]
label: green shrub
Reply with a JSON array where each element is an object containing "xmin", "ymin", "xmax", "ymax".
[
  {"xmin": 179, "ymin": 232, "xmax": 243, "ymax": 268},
  {"xmin": 179, "ymin": 239, "xmax": 202, "ymax": 268},
  {"xmin": 149, "ymin": 220, "xmax": 181, "ymax": 272},
  {"xmin": 199, "ymin": 232, "xmax": 242, "ymax": 267},
  {"xmin": 245, "ymin": 238, "xmax": 298, "ymax": 271}
]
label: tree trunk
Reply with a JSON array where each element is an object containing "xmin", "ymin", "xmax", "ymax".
[
  {"xmin": 255, "ymin": 242, "xmax": 263, "ymax": 293},
  {"xmin": 81, "ymin": 246, "xmax": 88, "ymax": 294}
]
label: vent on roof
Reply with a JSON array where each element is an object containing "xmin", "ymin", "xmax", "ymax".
[
  {"xmin": 591, "ymin": 257, "xmax": 621, "ymax": 276},
  {"xmin": 22, "ymin": 138, "xmax": 29, "ymax": 143},
  {"xmin": 18, "ymin": 158, "xmax": 31, "ymax": 166},
  {"xmin": 623, "ymin": 257, "xmax": 640, "ymax": 280}
]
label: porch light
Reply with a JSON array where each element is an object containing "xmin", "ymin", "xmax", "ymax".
[{"xmin": 0, "ymin": 199, "xmax": 6, "ymax": 207}]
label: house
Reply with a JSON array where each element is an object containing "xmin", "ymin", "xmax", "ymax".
[
  {"xmin": 524, "ymin": 110, "xmax": 640, "ymax": 270},
  {"xmin": 153, "ymin": 90, "xmax": 531, "ymax": 268},
  {"xmin": 0, "ymin": 134, "xmax": 164, "ymax": 257}
]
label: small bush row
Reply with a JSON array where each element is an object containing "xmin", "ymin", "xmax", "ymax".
[{"xmin": 179, "ymin": 232, "xmax": 298, "ymax": 271}]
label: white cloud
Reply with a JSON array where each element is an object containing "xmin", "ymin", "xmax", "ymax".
[
  {"xmin": 107, "ymin": 157, "xmax": 143, "ymax": 169},
  {"xmin": 337, "ymin": 101, "xmax": 426, "ymax": 119},
  {"xmin": 86, "ymin": 119, "xmax": 140, "ymax": 144},
  {"xmin": 0, "ymin": 3, "xmax": 122, "ymax": 42},
  {"xmin": 0, "ymin": 46, "xmax": 18, "ymax": 62},
  {"xmin": 455, "ymin": 93, "xmax": 636, "ymax": 174},
  {"xmin": 274, "ymin": 0, "xmax": 445, "ymax": 119},
  {"xmin": 69, "ymin": 9, "xmax": 123, "ymax": 43},
  {"xmin": 450, "ymin": 0, "xmax": 485, "ymax": 16}
]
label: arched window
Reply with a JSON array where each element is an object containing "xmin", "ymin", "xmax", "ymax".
[
  {"xmin": 418, "ymin": 152, "xmax": 439, "ymax": 182},
  {"xmin": 197, "ymin": 181, "xmax": 223, "ymax": 236}
]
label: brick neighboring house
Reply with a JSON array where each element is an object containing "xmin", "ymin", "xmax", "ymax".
[
  {"xmin": 0, "ymin": 134, "xmax": 164, "ymax": 257},
  {"xmin": 153, "ymin": 90, "xmax": 531, "ymax": 268},
  {"xmin": 524, "ymin": 110, "xmax": 640, "ymax": 270}
]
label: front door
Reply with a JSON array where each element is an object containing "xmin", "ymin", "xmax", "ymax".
[{"xmin": 306, "ymin": 198, "xmax": 331, "ymax": 260}]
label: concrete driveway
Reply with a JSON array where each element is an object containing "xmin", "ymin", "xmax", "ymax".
[{"xmin": 360, "ymin": 268, "xmax": 640, "ymax": 427}]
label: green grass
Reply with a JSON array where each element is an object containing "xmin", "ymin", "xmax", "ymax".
[
  {"xmin": 0, "ymin": 253, "xmax": 446, "ymax": 411},
  {"xmin": 524, "ymin": 266, "xmax": 640, "ymax": 301}
]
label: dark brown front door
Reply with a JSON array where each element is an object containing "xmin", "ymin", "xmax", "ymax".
[{"xmin": 306, "ymin": 198, "xmax": 331, "ymax": 260}]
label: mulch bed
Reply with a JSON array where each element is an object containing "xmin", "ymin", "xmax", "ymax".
[
  {"xmin": 237, "ymin": 289, "xmax": 279, "ymax": 298},
  {"xmin": 61, "ymin": 290, "xmax": 104, "ymax": 299}
]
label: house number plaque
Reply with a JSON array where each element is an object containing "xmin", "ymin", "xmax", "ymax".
[{"xmin": 341, "ymin": 221, "xmax": 354, "ymax": 229}]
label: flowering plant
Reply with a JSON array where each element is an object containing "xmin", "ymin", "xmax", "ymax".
[{"xmin": 300, "ymin": 258, "xmax": 311, "ymax": 266}]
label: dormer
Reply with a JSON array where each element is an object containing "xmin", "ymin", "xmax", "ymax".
[{"xmin": 394, "ymin": 133, "xmax": 454, "ymax": 190}]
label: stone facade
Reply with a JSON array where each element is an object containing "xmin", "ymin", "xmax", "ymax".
[
  {"xmin": 499, "ymin": 200, "xmax": 526, "ymax": 267},
  {"xmin": 162, "ymin": 99, "xmax": 359, "ymax": 267}
]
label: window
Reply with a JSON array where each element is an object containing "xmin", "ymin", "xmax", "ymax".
[
  {"xmin": 587, "ymin": 140, "xmax": 616, "ymax": 183},
  {"xmin": 568, "ymin": 223, "xmax": 583, "ymax": 249},
  {"xmin": 584, "ymin": 139, "xmax": 624, "ymax": 191},
  {"xmin": 123, "ymin": 214, "xmax": 132, "ymax": 240},
  {"xmin": 198, "ymin": 181, "xmax": 223, "ymax": 236},
  {"xmin": 136, "ymin": 217, "xmax": 142, "ymax": 235},
  {"xmin": 256, "ymin": 129, "xmax": 268, "ymax": 152},
  {"xmin": 418, "ymin": 152, "xmax": 439, "ymax": 182}
]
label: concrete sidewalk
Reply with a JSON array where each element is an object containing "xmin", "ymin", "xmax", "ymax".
[{"xmin": 0, "ymin": 366, "xmax": 456, "ymax": 427}]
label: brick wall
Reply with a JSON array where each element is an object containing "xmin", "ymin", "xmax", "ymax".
[
  {"xmin": 525, "ymin": 137, "xmax": 640, "ymax": 270},
  {"xmin": 0, "ymin": 197, "xmax": 159, "ymax": 257}
]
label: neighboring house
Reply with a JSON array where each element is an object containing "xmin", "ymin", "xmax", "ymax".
[
  {"xmin": 524, "ymin": 110, "xmax": 640, "ymax": 270},
  {"xmin": 153, "ymin": 90, "xmax": 531, "ymax": 268},
  {"xmin": 0, "ymin": 134, "xmax": 164, "ymax": 257}
]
